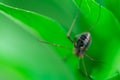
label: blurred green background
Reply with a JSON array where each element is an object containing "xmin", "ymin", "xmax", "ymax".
[{"xmin": 0, "ymin": 0, "xmax": 120, "ymax": 80}]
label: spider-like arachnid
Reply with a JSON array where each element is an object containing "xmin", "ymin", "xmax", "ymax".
[{"xmin": 38, "ymin": 1, "xmax": 101, "ymax": 79}]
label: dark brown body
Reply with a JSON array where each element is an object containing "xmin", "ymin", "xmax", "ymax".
[{"xmin": 74, "ymin": 32, "xmax": 91, "ymax": 57}]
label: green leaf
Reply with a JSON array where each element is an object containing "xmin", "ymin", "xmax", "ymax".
[
  {"xmin": 0, "ymin": 3, "xmax": 79, "ymax": 80},
  {"xmin": 96, "ymin": 0, "xmax": 120, "ymax": 22},
  {"xmin": 0, "ymin": 0, "xmax": 120, "ymax": 80},
  {"xmin": 0, "ymin": 0, "xmax": 79, "ymax": 32}
]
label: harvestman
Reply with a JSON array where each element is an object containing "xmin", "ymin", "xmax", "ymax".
[{"xmin": 38, "ymin": 2, "xmax": 101, "ymax": 79}]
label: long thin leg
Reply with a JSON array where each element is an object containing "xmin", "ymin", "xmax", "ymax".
[
  {"xmin": 88, "ymin": 3, "xmax": 101, "ymax": 31},
  {"xmin": 38, "ymin": 39, "xmax": 73, "ymax": 61},
  {"xmin": 85, "ymin": 0, "xmax": 91, "ymax": 15},
  {"xmin": 105, "ymin": 71, "xmax": 120, "ymax": 80},
  {"xmin": 81, "ymin": 56, "xmax": 88, "ymax": 76},
  {"xmin": 79, "ymin": 56, "xmax": 93, "ymax": 80},
  {"xmin": 78, "ymin": 57, "xmax": 81, "ymax": 70},
  {"xmin": 85, "ymin": 54, "xmax": 94, "ymax": 61},
  {"xmin": 67, "ymin": 12, "xmax": 79, "ymax": 43},
  {"xmin": 38, "ymin": 39, "xmax": 71, "ymax": 51}
]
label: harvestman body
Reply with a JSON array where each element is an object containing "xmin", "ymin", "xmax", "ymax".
[
  {"xmin": 38, "ymin": 2, "xmax": 101, "ymax": 79},
  {"xmin": 73, "ymin": 32, "xmax": 91, "ymax": 57}
]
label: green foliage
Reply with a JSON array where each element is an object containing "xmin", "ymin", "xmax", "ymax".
[{"xmin": 0, "ymin": 0, "xmax": 120, "ymax": 80}]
